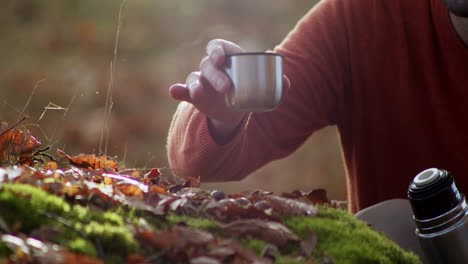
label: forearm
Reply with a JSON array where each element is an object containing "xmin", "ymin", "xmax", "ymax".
[{"xmin": 167, "ymin": 102, "xmax": 250, "ymax": 181}]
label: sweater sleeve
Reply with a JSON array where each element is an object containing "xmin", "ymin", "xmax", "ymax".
[{"xmin": 167, "ymin": 0, "xmax": 350, "ymax": 181}]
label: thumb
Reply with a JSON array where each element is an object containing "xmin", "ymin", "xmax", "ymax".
[{"xmin": 169, "ymin": 83, "xmax": 192, "ymax": 103}]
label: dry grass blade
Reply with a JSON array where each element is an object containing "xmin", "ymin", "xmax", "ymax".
[
  {"xmin": 99, "ymin": 0, "xmax": 127, "ymax": 156},
  {"xmin": 17, "ymin": 78, "xmax": 46, "ymax": 123}
]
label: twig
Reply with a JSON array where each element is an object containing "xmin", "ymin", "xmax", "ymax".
[
  {"xmin": 36, "ymin": 102, "xmax": 68, "ymax": 124},
  {"xmin": 99, "ymin": 0, "xmax": 126, "ymax": 156},
  {"xmin": 0, "ymin": 117, "xmax": 26, "ymax": 137},
  {"xmin": 18, "ymin": 78, "xmax": 46, "ymax": 123}
]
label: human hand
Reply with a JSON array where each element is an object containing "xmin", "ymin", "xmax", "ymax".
[{"xmin": 169, "ymin": 39, "xmax": 246, "ymax": 142}]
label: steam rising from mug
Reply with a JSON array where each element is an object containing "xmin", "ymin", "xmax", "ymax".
[{"xmin": 223, "ymin": 52, "xmax": 284, "ymax": 112}]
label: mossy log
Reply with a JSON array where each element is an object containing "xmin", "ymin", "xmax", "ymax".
[{"xmin": 0, "ymin": 183, "xmax": 421, "ymax": 264}]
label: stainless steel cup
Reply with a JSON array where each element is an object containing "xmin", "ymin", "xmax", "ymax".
[{"xmin": 223, "ymin": 52, "xmax": 284, "ymax": 112}]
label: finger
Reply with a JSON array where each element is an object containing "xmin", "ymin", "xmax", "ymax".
[
  {"xmin": 169, "ymin": 83, "xmax": 192, "ymax": 103},
  {"xmin": 206, "ymin": 39, "xmax": 243, "ymax": 67},
  {"xmin": 200, "ymin": 57, "xmax": 230, "ymax": 93},
  {"xmin": 187, "ymin": 77, "xmax": 213, "ymax": 104},
  {"xmin": 184, "ymin": 71, "xmax": 219, "ymax": 104},
  {"xmin": 185, "ymin": 71, "xmax": 201, "ymax": 88}
]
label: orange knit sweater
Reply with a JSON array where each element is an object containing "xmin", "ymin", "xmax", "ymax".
[{"xmin": 167, "ymin": 0, "xmax": 468, "ymax": 212}]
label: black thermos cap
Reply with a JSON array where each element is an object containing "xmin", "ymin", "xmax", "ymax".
[{"xmin": 408, "ymin": 168, "xmax": 463, "ymax": 220}]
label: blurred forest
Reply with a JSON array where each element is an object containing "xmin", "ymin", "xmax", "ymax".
[{"xmin": 0, "ymin": 0, "xmax": 346, "ymax": 201}]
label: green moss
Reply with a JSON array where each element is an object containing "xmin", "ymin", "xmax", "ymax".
[
  {"xmin": 83, "ymin": 221, "xmax": 137, "ymax": 255},
  {"xmin": 0, "ymin": 183, "xmax": 421, "ymax": 264},
  {"xmin": 283, "ymin": 206, "xmax": 421, "ymax": 264},
  {"xmin": 66, "ymin": 237, "xmax": 97, "ymax": 257},
  {"xmin": 0, "ymin": 183, "xmax": 137, "ymax": 261},
  {"xmin": 239, "ymin": 239, "xmax": 267, "ymax": 256},
  {"xmin": 276, "ymin": 256, "xmax": 304, "ymax": 264},
  {"xmin": 0, "ymin": 183, "xmax": 71, "ymax": 232},
  {"xmin": 0, "ymin": 242, "xmax": 11, "ymax": 258},
  {"xmin": 167, "ymin": 215, "xmax": 222, "ymax": 234}
]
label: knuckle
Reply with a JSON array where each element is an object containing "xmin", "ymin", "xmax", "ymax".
[
  {"xmin": 207, "ymin": 38, "xmax": 223, "ymax": 48},
  {"xmin": 185, "ymin": 71, "xmax": 200, "ymax": 86},
  {"xmin": 199, "ymin": 57, "xmax": 210, "ymax": 71}
]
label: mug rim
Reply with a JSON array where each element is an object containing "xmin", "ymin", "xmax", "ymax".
[{"xmin": 226, "ymin": 52, "xmax": 284, "ymax": 57}]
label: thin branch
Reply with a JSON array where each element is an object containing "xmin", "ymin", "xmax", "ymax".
[
  {"xmin": 37, "ymin": 102, "xmax": 68, "ymax": 124},
  {"xmin": 100, "ymin": 0, "xmax": 126, "ymax": 156},
  {"xmin": 18, "ymin": 78, "xmax": 46, "ymax": 123}
]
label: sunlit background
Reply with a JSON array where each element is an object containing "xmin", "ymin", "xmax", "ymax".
[{"xmin": 0, "ymin": 0, "xmax": 346, "ymax": 201}]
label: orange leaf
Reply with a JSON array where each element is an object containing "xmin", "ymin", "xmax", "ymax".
[
  {"xmin": 44, "ymin": 161, "xmax": 58, "ymax": 170},
  {"xmin": 118, "ymin": 183, "xmax": 144, "ymax": 196},
  {"xmin": 150, "ymin": 185, "xmax": 166, "ymax": 194},
  {"xmin": 104, "ymin": 176, "xmax": 113, "ymax": 185},
  {"xmin": 57, "ymin": 149, "xmax": 118, "ymax": 170},
  {"xmin": 0, "ymin": 122, "xmax": 41, "ymax": 162}
]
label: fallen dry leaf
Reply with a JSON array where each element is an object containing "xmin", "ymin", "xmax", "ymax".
[
  {"xmin": 223, "ymin": 219, "xmax": 299, "ymax": 247},
  {"xmin": 300, "ymin": 228, "xmax": 318, "ymax": 255},
  {"xmin": 44, "ymin": 161, "xmax": 59, "ymax": 170},
  {"xmin": 57, "ymin": 149, "xmax": 118, "ymax": 170},
  {"xmin": 266, "ymin": 195, "xmax": 318, "ymax": 216}
]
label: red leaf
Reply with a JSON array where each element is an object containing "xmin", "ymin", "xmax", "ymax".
[{"xmin": 144, "ymin": 168, "xmax": 161, "ymax": 178}]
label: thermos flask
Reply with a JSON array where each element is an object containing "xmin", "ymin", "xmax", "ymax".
[{"xmin": 408, "ymin": 168, "xmax": 468, "ymax": 264}]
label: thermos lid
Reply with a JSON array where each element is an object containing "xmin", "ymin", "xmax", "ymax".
[{"xmin": 408, "ymin": 168, "xmax": 463, "ymax": 220}]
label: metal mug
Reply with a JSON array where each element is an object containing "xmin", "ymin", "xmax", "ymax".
[{"xmin": 223, "ymin": 52, "xmax": 284, "ymax": 112}]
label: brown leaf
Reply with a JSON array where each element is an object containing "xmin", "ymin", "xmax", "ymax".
[
  {"xmin": 281, "ymin": 190, "xmax": 304, "ymax": 199},
  {"xmin": 206, "ymin": 202, "xmax": 279, "ymax": 223},
  {"xmin": 126, "ymin": 254, "xmax": 147, "ymax": 264},
  {"xmin": 185, "ymin": 176, "xmax": 200, "ymax": 188},
  {"xmin": 62, "ymin": 252, "xmax": 104, "ymax": 264},
  {"xmin": 266, "ymin": 195, "xmax": 318, "ymax": 216},
  {"xmin": 137, "ymin": 226, "xmax": 214, "ymax": 251},
  {"xmin": 136, "ymin": 230, "xmax": 176, "ymax": 249},
  {"xmin": 190, "ymin": 256, "xmax": 221, "ymax": 264},
  {"xmin": 30, "ymin": 227, "xmax": 62, "ymax": 242},
  {"xmin": 300, "ymin": 228, "xmax": 318, "ymax": 255},
  {"xmin": 0, "ymin": 123, "xmax": 41, "ymax": 163},
  {"xmin": 223, "ymin": 219, "xmax": 299, "ymax": 247},
  {"xmin": 57, "ymin": 149, "xmax": 118, "ymax": 170},
  {"xmin": 305, "ymin": 189, "xmax": 330, "ymax": 205}
]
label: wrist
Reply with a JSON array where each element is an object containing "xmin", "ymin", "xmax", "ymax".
[{"xmin": 208, "ymin": 114, "xmax": 246, "ymax": 145}]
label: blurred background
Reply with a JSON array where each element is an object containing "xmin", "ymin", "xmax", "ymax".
[{"xmin": 0, "ymin": 0, "xmax": 346, "ymax": 201}]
